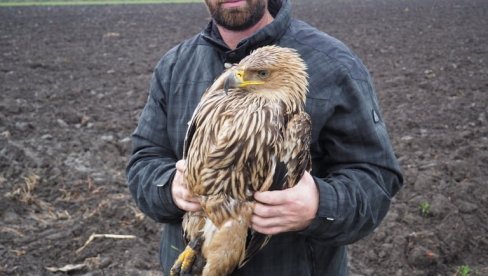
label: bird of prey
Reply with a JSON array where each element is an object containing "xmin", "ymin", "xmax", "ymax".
[{"xmin": 170, "ymin": 45, "xmax": 312, "ymax": 276}]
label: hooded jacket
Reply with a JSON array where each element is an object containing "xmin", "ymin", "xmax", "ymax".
[{"xmin": 127, "ymin": 0, "xmax": 403, "ymax": 275}]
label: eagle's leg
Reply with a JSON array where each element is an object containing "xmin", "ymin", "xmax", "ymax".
[
  {"xmin": 170, "ymin": 236, "xmax": 204, "ymax": 276},
  {"xmin": 201, "ymin": 203, "xmax": 253, "ymax": 276}
]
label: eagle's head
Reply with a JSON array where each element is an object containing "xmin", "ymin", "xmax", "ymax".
[{"xmin": 223, "ymin": 46, "xmax": 309, "ymax": 104}]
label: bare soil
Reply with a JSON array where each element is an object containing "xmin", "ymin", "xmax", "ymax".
[{"xmin": 1, "ymin": 0, "xmax": 487, "ymax": 275}]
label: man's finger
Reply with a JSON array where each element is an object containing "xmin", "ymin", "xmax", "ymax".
[
  {"xmin": 253, "ymin": 202, "xmax": 282, "ymax": 218},
  {"xmin": 251, "ymin": 213, "xmax": 283, "ymax": 228},
  {"xmin": 254, "ymin": 190, "xmax": 289, "ymax": 205},
  {"xmin": 251, "ymin": 223, "xmax": 283, "ymax": 235},
  {"xmin": 176, "ymin": 160, "xmax": 186, "ymax": 172},
  {"xmin": 181, "ymin": 190, "xmax": 200, "ymax": 203},
  {"xmin": 181, "ymin": 201, "xmax": 201, "ymax": 212}
]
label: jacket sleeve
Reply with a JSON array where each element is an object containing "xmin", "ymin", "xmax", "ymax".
[
  {"xmin": 301, "ymin": 70, "xmax": 403, "ymax": 245},
  {"xmin": 126, "ymin": 64, "xmax": 185, "ymax": 223}
]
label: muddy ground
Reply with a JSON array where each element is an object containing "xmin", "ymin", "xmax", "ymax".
[{"xmin": 1, "ymin": 0, "xmax": 487, "ymax": 275}]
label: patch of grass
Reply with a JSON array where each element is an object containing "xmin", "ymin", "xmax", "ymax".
[
  {"xmin": 0, "ymin": 0, "xmax": 201, "ymax": 7},
  {"xmin": 457, "ymin": 265, "xmax": 472, "ymax": 276},
  {"xmin": 419, "ymin": 201, "xmax": 431, "ymax": 217}
]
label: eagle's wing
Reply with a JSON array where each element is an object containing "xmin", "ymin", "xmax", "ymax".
[
  {"xmin": 180, "ymin": 66, "xmax": 237, "ymax": 244},
  {"xmin": 282, "ymin": 112, "xmax": 312, "ymax": 188},
  {"xmin": 242, "ymin": 111, "xmax": 312, "ymax": 267},
  {"xmin": 180, "ymin": 82, "xmax": 225, "ymax": 242}
]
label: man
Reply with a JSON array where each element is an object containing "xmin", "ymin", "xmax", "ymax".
[{"xmin": 126, "ymin": 0, "xmax": 403, "ymax": 275}]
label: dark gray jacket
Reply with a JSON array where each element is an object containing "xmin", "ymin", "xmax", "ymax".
[{"xmin": 127, "ymin": 0, "xmax": 403, "ymax": 275}]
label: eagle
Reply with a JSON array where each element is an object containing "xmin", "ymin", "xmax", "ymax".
[{"xmin": 170, "ymin": 45, "xmax": 312, "ymax": 276}]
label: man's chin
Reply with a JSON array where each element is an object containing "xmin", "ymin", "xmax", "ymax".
[{"xmin": 216, "ymin": 11, "xmax": 252, "ymax": 30}]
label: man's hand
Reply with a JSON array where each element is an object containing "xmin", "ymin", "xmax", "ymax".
[
  {"xmin": 251, "ymin": 171, "xmax": 318, "ymax": 235},
  {"xmin": 171, "ymin": 160, "xmax": 201, "ymax": 212}
]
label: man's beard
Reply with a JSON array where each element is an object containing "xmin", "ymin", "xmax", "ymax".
[{"xmin": 206, "ymin": 0, "xmax": 267, "ymax": 31}]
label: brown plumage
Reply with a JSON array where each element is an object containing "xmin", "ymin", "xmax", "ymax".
[{"xmin": 170, "ymin": 45, "xmax": 312, "ymax": 276}]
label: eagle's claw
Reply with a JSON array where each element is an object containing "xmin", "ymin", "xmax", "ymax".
[{"xmin": 170, "ymin": 237, "xmax": 205, "ymax": 276}]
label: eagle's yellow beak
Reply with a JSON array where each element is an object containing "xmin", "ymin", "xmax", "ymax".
[{"xmin": 224, "ymin": 70, "xmax": 265, "ymax": 93}]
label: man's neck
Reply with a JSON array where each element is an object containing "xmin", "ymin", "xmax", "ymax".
[{"xmin": 217, "ymin": 10, "xmax": 274, "ymax": 50}]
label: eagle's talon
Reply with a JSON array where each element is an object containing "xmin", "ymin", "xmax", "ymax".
[
  {"xmin": 170, "ymin": 237, "xmax": 204, "ymax": 276},
  {"xmin": 170, "ymin": 246, "xmax": 197, "ymax": 276}
]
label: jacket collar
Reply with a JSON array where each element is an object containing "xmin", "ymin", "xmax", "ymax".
[{"xmin": 201, "ymin": 0, "xmax": 291, "ymax": 63}]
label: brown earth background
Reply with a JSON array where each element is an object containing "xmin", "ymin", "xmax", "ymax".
[{"xmin": 1, "ymin": 0, "xmax": 487, "ymax": 275}]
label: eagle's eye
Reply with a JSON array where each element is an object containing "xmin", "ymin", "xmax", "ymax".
[{"xmin": 257, "ymin": 70, "xmax": 270, "ymax": 79}]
